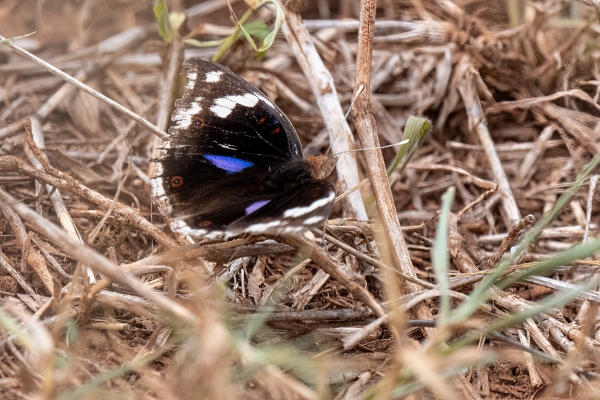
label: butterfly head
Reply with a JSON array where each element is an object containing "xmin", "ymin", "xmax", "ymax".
[{"xmin": 307, "ymin": 155, "xmax": 337, "ymax": 180}]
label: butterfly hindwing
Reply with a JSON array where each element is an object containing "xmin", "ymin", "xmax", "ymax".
[{"xmin": 230, "ymin": 180, "xmax": 336, "ymax": 234}]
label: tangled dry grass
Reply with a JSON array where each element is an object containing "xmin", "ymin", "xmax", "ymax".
[{"xmin": 1, "ymin": 0, "xmax": 600, "ymax": 398}]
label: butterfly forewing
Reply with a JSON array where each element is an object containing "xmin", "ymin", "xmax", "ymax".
[
  {"xmin": 172, "ymin": 58, "xmax": 302, "ymax": 162},
  {"xmin": 152, "ymin": 58, "xmax": 335, "ymax": 238}
]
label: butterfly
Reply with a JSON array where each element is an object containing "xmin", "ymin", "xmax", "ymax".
[{"xmin": 151, "ymin": 58, "xmax": 336, "ymax": 238}]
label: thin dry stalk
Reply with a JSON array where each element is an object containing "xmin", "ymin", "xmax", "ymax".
[
  {"xmin": 281, "ymin": 10, "xmax": 368, "ymax": 221},
  {"xmin": 351, "ymin": 0, "xmax": 435, "ymax": 334}
]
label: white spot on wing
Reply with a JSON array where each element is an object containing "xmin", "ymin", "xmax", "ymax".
[
  {"xmin": 210, "ymin": 94, "xmax": 261, "ymax": 118},
  {"xmin": 206, "ymin": 71, "xmax": 223, "ymax": 82},
  {"xmin": 173, "ymin": 100, "xmax": 201, "ymax": 129},
  {"xmin": 244, "ymin": 220, "xmax": 284, "ymax": 233},
  {"xmin": 215, "ymin": 97, "xmax": 237, "ymax": 109},
  {"xmin": 210, "ymin": 104, "xmax": 232, "ymax": 118},
  {"xmin": 151, "ymin": 176, "xmax": 165, "ymax": 199},
  {"xmin": 283, "ymin": 192, "xmax": 335, "ymax": 218},
  {"xmin": 186, "ymin": 71, "xmax": 197, "ymax": 90},
  {"xmin": 304, "ymin": 216, "xmax": 324, "ymax": 225}
]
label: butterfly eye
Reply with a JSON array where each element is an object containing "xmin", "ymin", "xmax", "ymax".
[
  {"xmin": 193, "ymin": 116, "xmax": 205, "ymax": 128},
  {"xmin": 171, "ymin": 176, "xmax": 184, "ymax": 187},
  {"xmin": 198, "ymin": 221, "xmax": 212, "ymax": 227}
]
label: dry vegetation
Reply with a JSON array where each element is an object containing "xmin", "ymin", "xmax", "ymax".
[{"xmin": 1, "ymin": 0, "xmax": 600, "ymax": 398}]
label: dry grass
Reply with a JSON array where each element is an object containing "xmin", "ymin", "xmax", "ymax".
[{"xmin": 1, "ymin": 0, "xmax": 600, "ymax": 398}]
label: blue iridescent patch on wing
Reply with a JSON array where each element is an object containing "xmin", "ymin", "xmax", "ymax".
[
  {"xmin": 245, "ymin": 200, "xmax": 270, "ymax": 215},
  {"xmin": 203, "ymin": 155, "xmax": 254, "ymax": 174}
]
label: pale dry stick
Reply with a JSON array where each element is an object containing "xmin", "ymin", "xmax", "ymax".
[
  {"xmin": 570, "ymin": 200, "xmax": 587, "ymax": 227},
  {"xmin": 0, "ymin": 156, "xmax": 178, "ymax": 249},
  {"xmin": 406, "ymin": 164, "xmax": 498, "ymax": 191},
  {"xmin": 479, "ymin": 225, "xmax": 593, "ymax": 244},
  {"xmin": 459, "ymin": 68, "xmax": 521, "ymax": 227},
  {"xmin": 0, "ymin": 189, "xmax": 198, "ymax": 326},
  {"xmin": 373, "ymin": 21, "xmax": 456, "ymax": 45},
  {"xmin": 24, "ymin": 118, "xmax": 96, "ymax": 285},
  {"xmin": 583, "ymin": 175, "xmax": 599, "ymax": 243},
  {"xmin": 0, "ymin": 26, "xmax": 152, "ymax": 140},
  {"xmin": 0, "ymin": 29, "xmax": 167, "ymax": 141},
  {"xmin": 447, "ymin": 140, "xmax": 564, "ymax": 152},
  {"xmin": 517, "ymin": 329, "xmax": 544, "ymax": 388},
  {"xmin": 486, "ymin": 88, "xmax": 600, "ymax": 115},
  {"xmin": 350, "ymin": 0, "xmax": 436, "ymax": 339},
  {"xmin": 281, "ymin": 10, "xmax": 368, "ymax": 222},
  {"xmin": 548, "ymin": 322, "xmax": 576, "ymax": 353},
  {"xmin": 518, "ymin": 126, "xmax": 556, "ymax": 184},
  {"xmin": 292, "ymin": 265, "xmax": 331, "ymax": 309}
]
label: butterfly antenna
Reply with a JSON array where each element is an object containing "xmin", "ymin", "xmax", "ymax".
[
  {"xmin": 325, "ymin": 85, "xmax": 365, "ymax": 157},
  {"xmin": 336, "ymin": 139, "xmax": 410, "ymax": 155}
]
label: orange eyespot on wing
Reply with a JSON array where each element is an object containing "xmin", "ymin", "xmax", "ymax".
[
  {"xmin": 258, "ymin": 117, "xmax": 266, "ymax": 124},
  {"xmin": 171, "ymin": 176, "xmax": 184, "ymax": 187},
  {"xmin": 271, "ymin": 127, "xmax": 280, "ymax": 134},
  {"xmin": 198, "ymin": 221, "xmax": 212, "ymax": 227},
  {"xmin": 193, "ymin": 116, "xmax": 205, "ymax": 128}
]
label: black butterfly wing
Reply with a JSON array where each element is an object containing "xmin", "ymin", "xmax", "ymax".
[
  {"xmin": 152, "ymin": 58, "xmax": 335, "ymax": 238},
  {"xmin": 153, "ymin": 59, "xmax": 303, "ymax": 236},
  {"xmin": 229, "ymin": 180, "xmax": 335, "ymax": 235},
  {"xmin": 170, "ymin": 58, "xmax": 302, "ymax": 162}
]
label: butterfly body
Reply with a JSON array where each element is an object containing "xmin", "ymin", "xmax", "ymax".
[{"xmin": 152, "ymin": 58, "xmax": 335, "ymax": 238}]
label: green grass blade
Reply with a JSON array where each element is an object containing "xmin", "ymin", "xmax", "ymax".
[
  {"xmin": 387, "ymin": 116, "xmax": 431, "ymax": 177},
  {"xmin": 450, "ymin": 151, "xmax": 600, "ymax": 323},
  {"xmin": 153, "ymin": 0, "xmax": 173, "ymax": 42},
  {"xmin": 497, "ymin": 238, "xmax": 600, "ymax": 290}
]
